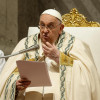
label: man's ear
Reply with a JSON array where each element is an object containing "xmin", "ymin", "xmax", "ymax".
[{"xmin": 59, "ymin": 24, "xmax": 64, "ymax": 35}]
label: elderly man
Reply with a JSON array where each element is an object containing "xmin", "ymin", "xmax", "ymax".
[{"xmin": 0, "ymin": 9, "xmax": 100, "ymax": 100}]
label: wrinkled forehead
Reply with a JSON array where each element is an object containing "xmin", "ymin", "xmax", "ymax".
[{"xmin": 39, "ymin": 14, "xmax": 60, "ymax": 24}]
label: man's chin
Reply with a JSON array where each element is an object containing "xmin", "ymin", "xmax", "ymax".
[{"xmin": 41, "ymin": 39, "xmax": 52, "ymax": 44}]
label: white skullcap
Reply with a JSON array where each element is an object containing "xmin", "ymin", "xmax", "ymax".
[{"xmin": 42, "ymin": 9, "xmax": 62, "ymax": 21}]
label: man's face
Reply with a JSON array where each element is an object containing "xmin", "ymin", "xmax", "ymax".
[{"xmin": 39, "ymin": 14, "xmax": 63, "ymax": 44}]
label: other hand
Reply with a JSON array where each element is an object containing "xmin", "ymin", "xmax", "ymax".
[{"xmin": 16, "ymin": 78, "xmax": 31, "ymax": 91}]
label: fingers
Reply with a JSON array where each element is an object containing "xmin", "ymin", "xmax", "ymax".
[
  {"xmin": 45, "ymin": 42, "xmax": 53, "ymax": 48},
  {"xmin": 16, "ymin": 78, "xmax": 31, "ymax": 91},
  {"xmin": 42, "ymin": 42, "xmax": 55, "ymax": 50},
  {"xmin": 42, "ymin": 43, "xmax": 52, "ymax": 56},
  {"xmin": 16, "ymin": 81, "xmax": 31, "ymax": 86},
  {"xmin": 42, "ymin": 42, "xmax": 60, "ymax": 63},
  {"xmin": 16, "ymin": 78, "xmax": 31, "ymax": 86},
  {"xmin": 16, "ymin": 83, "xmax": 31, "ymax": 91},
  {"xmin": 42, "ymin": 43, "xmax": 57, "ymax": 57},
  {"xmin": 42, "ymin": 44, "xmax": 51, "ymax": 57},
  {"xmin": 42, "ymin": 43, "xmax": 51, "ymax": 51},
  {"xmin": 18, "ymin": 78, "xmax": 31, "ymax": 83}
]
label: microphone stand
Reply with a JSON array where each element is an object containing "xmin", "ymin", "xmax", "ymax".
[{"xmin": 0, "ymin": 44, "xmax": 39, "ymax": 59}]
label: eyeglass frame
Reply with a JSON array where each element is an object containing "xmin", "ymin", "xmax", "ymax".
[{"xmin": 38, "ymin": 22, "xmax": 61, "ymax": 30}]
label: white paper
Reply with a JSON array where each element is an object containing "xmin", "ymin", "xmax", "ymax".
[{"xmin": 16, "ymin": 60, "xmax": 52, "ymax": 87}]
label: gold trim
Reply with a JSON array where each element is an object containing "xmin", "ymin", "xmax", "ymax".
[
  {"xmin": 27, "ymin": 58, "xmax": 35, "ymax": 61},
  {"xmin": 60, "ymin": 52, "xmax": 73, "ymax": 66},
  {"xmin": 62, "ymin": 8, "xmax": 100, "ymax": 27}
]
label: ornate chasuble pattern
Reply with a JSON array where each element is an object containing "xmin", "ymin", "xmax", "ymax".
[
  {"xmin": 25, "ymin": 33, "xmax": 39, "ymax": 61},
  {"xmin": 25, "ymin": 31, "xmax": 75, "ymax": 100},
  {"xmin": 3, "ymin": 32, "xmax": 75, "ymax": 100},
  {"xmin": 60, "ymin": 35, "xmax": 75, "ymax": 100},
  {"xmin": 4, "ymin": 73, "xmax": 20, "ymax": 100}
]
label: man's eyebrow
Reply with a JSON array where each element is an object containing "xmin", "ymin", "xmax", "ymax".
[
  {"xmin": 48, "ymin": 22, "xmax": 55, "ymax": 25},
  {"xmin": 39, "ymin": 21, "xmax": 55, "ymax": 25},
  {"xmin": 39, "ymin": 21, "xmax": 44, "ymax": 24}
]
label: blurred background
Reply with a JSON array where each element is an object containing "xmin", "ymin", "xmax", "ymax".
[{"xmin": 0, "ymin": 0, "xmax": 100, "ymax": 55}]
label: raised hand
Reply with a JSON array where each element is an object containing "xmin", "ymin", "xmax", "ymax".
[{"xmin": 42, "ymin": 42, "xmax": 60, "ymax": 64}]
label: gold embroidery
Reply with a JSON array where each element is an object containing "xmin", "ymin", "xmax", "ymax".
[
  {"xmin": 28, "ymin": 56, "xmax": 45, "ymax": 62},
  {"xmin": 12, "ymin": 67, "xmax": 19, "ymax": 74},
  {"xmin": 27, "ymin": 58, "xmax": 35, "ymax": 61},
  {"xmin": 60, "ymin": 52, "xmax": 73, "ymax": 66}
]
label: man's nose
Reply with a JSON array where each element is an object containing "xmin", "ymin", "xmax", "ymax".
[{"xmin": 43, "ymin": 27, "xmax": 49, "ymax": 33}]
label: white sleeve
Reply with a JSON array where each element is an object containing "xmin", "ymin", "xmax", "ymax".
[
  {"xmin": 69, "ymin": 39, "xmax": 100, "ymax": 100},
  {"xmin": 0, "ymin": 50, "xmax": 6, "ymax": 74}
]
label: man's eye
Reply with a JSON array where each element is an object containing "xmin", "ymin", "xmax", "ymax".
[
  {"xmin": 48, "ymin": 25, "xmax": 54, "ymax": 29},
  {"xmin": 40, "ymin": 24, "xmax": 45, "ymax": 27}
]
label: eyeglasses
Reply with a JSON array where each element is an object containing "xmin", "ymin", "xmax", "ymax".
[{"xmin": 38, "ymin": 23, "xmax": 61, "ymax": 30}]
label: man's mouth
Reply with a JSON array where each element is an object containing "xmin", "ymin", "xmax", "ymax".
[{"xmin": 43, "ymin": 35, "xmax": 48, "ymax": 39}]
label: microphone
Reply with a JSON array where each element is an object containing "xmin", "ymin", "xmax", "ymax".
[{"xmin": 0, "ymin": 44, "xmax": 39, "ymax": 59}]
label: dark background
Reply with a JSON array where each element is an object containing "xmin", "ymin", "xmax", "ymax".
[{"xmin": 0, "ymin": 0, "xmax": 100, "ymax": 55}]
